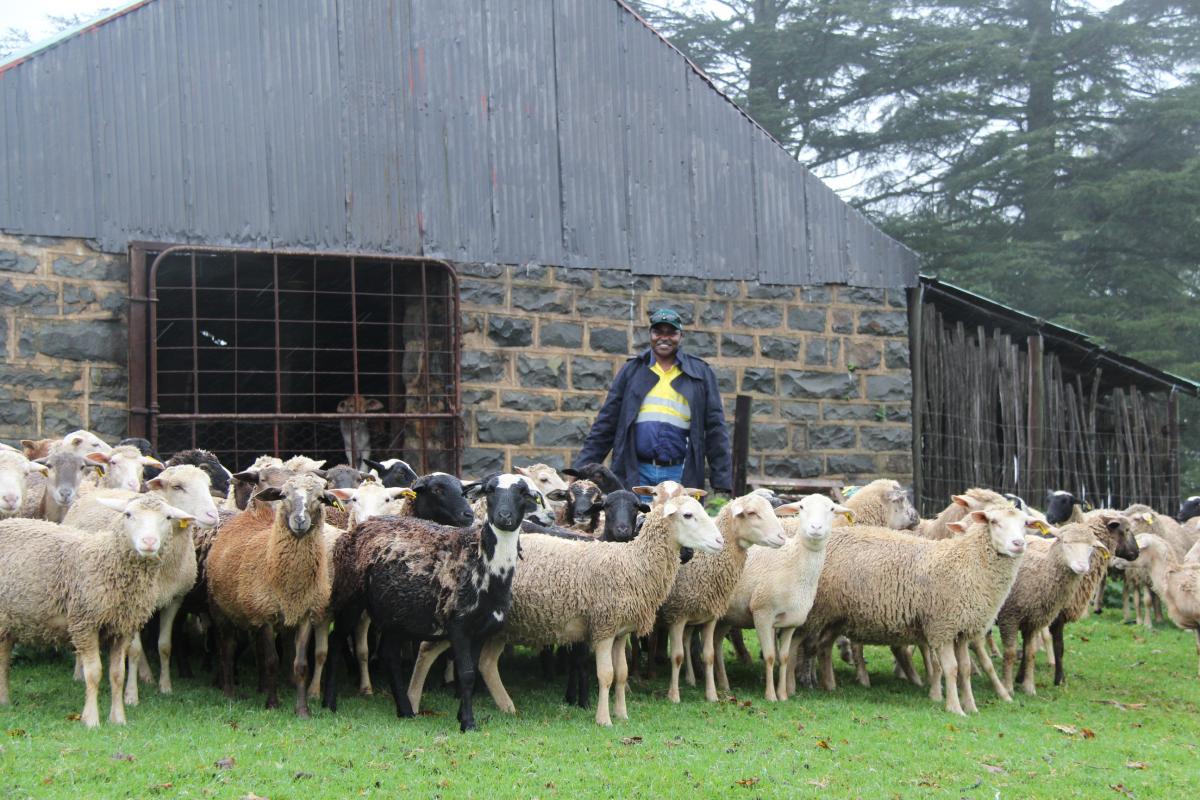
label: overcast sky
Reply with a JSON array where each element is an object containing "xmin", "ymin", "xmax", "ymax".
[{"xmin": 1, "ymin": 0, "xmax": 117, "ymax": 47}]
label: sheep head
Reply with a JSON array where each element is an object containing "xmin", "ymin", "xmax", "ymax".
[{"xmin": 252, "ymin": 473, "xmax": 338, "ymax": 537}]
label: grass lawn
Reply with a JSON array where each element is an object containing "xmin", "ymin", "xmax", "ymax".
[{"xmin": 1, "ymin": 614, "xmax": 1197, "ymax": 799}]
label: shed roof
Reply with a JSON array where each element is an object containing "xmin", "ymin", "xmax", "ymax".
[{"xmin": 0, "ymin": 0, "xmax": 918, "ymax": 289}]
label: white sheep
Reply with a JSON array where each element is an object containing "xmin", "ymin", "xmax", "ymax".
[
  {"xmin": 83, "ymin": 444, "xmax": 164, "ymax": 494},
  {"xmin": 20, "ymin": 446, "xmax": 91, "ymax": 522},
  {"xmin": 716, "ymin": 493, "xmax": 850, "ymax": 700},
  {"xmin": 1123, "ymin": 533, "xmax": 1200, "ymax": 676},
  {"xmin": 0, "ymin": 450, "xmax": 48, "ymax": 518},
  {"xmin": 0, "ymin": 494, "xmax": 195, "ymax": 727}
]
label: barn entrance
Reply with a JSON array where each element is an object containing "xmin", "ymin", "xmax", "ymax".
[{"xmin": 128, "ymin": 245, "xmax": 461, "ymax": 475}]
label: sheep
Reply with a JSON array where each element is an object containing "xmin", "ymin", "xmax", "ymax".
[
  {"xmin": 837, "ymin": 479, "xmax": 918, "ymax": 529},
  {"xmin": 337, "ymin": 394, "xmax": 383, "ymax": 467},
  {"xmin": 473, "ymin": 494, "xmax": 725, "ymax": 726},
  {"xmin": 1177, "ymin": 495, "xmax": 1200, "ymax": 524},
  {"xmin": 657, "ymin": 492, "xmax": 788, "ymax": 703},
  {"xmin": 324, "ymin": 464, "xmax": 370, "ymax": 490},
  {"xmin": 990, "ymin": 522, "xmax": 1106, "ymax": 696},
  {"xmin": 1045, "ymin": 490, "xmax": 1081, "ymax": 525},
  {"xmin": 564, "ymin": 462, "xmax": 624, "ymax": 494},
  {"xmin": 20, "ymin": 447, "xmax": 91, "ymax": 522},
  {"xmin": 19, "ymin": 438, "xmax": 55, "ymax": 460},
  {"xmin": 915, "ymin": 488, "xmax": 1012, "ymax": 540},
  {"xmin": 803, "ymin": 506, "xmax": 1036, "ymax": 715},
  {"xmin": 1124, "ymin": 533, "xmax": 1200, "ymax": 676},
  {"xmin": 547, "ymin": 479, "xmax": 605, "ymax": 532},
  {"xmin": 363, "ymin": 458, "xmax": 419, "ymax": 488},
  {"xmin": 716, "ymin": 494, "xmax": 850, "ymax": 701},
  {"xmin": 84, "ymin": 445, "xmax": 164, "ymax": 494},
  {"xmin": 64, "ymin": 464, "xmax": 221, "ymax": 700},
  {"xmin": 324, "ymin": 474, "xmax": 542, "ymax": 731},
  {"xmin": 332, "ymin": 481, "xmax": 414, "ymax": 528},
  {"xmin": 165, "ymin": 449, "xmax": 232, "ymax": 499},
  {"xmin": 227, "ymin": 463, "xmax": 293, "ymax": 511},
  {"xmin": 117, "ymin": 438, "xmax": 162, "ymax": 481},
  {"xmin": 0, "ymin": 450, "xmax": 47, "ymax": 518},
  {"xmin": 282, "ymin": 455, "xmax": 326, "ymax": 473},
  {"xmin": 0, "ymin": 494, "xmax": 195, "ymax": 727},
  {"xmin": 21, "ymin": 429, "xmax": 111, "ymax": 461},
  {"xmin": 206, "ymin": 472, "xmax": 339, "ymax": 717},
  {"xmin": 406, "ymin": 472, "xmax": 478, "ymax": 527},
  {"xmin": 515, "ymin": 463, "xmax": 569, "ymax": 507}
]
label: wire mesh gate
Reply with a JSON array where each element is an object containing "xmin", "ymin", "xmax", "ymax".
[{"xmin": 128, "ymin": 245, "xmax": 461, "ymax": 475}]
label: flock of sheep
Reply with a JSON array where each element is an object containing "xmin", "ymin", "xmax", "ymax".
[{"xmin": 0, "ymin": 430, "xmax": 1198, "ymax": 733}]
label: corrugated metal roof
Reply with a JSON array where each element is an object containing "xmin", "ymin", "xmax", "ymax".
[{"xmin": 0, "ymin": 0, "xmax": 919, "ymax": 289}]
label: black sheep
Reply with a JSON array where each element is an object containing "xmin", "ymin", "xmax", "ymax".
[
  {"xmin": 1176, "ymin": 495, "xmax": 1200, "ymax": 523},
  {"xmin": 165, "ymin": 448, "xmax": 233, "ymax": 499},
  {"xmin": 363, "ymin": 458, "xmax": 420, "ymax": 488},
  {"xmin": 1045, "ymin": 490, "xmax": 1080, "ymax": 525},
  {"xmin": 411, "ymin": 472, "xmax": 476, "ymax": 527},
  {"xmin": 324, "ymin": 474, "xmax": 539, "ymax": 731},
  {"xmin": 563, "ymin": 463, "xmax": 624, "ymax": 494}
]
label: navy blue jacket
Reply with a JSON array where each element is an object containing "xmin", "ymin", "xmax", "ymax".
[{"xmin": 574, "ymin": 349, "xmax": 732, "ymax": 492}]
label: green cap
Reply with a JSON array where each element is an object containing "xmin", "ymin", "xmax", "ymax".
[{"xmin": 648, "ymin": 308, "xmax": 683, "ymax": 330}]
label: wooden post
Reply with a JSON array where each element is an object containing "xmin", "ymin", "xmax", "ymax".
[
  {"xmin": 1167, "ymin": 388, "xmax": 1180, "ymax": 514},
  {"xmin": 732, "ymin": 394, "xmax": 752, "ymax": 497},
  {"xmin": 1026, "ymin": 334, "xmax": 1045, "ymax": 504},
  {"xmin": 908, "ymin": 285, "xmax": 925, "ymax": 514}
]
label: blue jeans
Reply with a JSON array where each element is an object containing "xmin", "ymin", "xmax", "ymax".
[{"xmin": 637, "ymin": 460, "xmax": 684, "ymax": 487}]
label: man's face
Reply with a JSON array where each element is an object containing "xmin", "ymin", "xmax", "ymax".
[{"xmin": 650, "ymin": 324, "xmax": 682, "ymax": 359}]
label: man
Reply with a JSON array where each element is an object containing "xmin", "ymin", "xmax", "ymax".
[{"xmin": 573, "ymin": 307, "xmax": 732, "ymax": 493}]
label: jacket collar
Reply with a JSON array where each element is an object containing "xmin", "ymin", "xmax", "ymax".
[{"xmin": 634, "ymin": 348, "xmax": 705, "ymax": 380}]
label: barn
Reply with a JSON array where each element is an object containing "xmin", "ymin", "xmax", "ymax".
[{"xmin": 0, "ymin": 0, "xmax": 1191, "ymax": 507}]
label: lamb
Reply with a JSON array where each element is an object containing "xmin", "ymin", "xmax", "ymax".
[
  {"xmin": 803, "ymin": 506, "xmax": 1036, "ymax": 715},
  {"xmin": 990, "ymin": 522, "xmax": 1106, "ymax": 696},
  {"xmin": 282, "ymin": 455, "xmax": 326, "ymax": 473},
  {"xmin": 206, "ymin": 472, "xmax": 339, "ymax": 717},
  {"xmin": 165, "ymin": 449, "xmax": 232, "ymax": 499},
  {"xmin": 84, "ymin": 444, "xmax": 164, "ymax": 493},
  {"xmin": 1124, "ymin": 533, "xmax": 1200, "ymax": 676},
  {"xmin": 657, "ymin": 492, "xmax": 787, "ymax": 703},
  {"xmin": 473, "ymin": 495, "xmax": 725, "ymax": 726},
  {"xmin": 336, "ymin": 394, "xmax": 383, "ymax": 467},
  {"xmin": 0, "ymin": 450, "xmax": 47, "ymax": 518},
  {"xmin": 324, "ymin": 474, "xmax": 542, "ymax": 731},
  {"xmin": 0, "ymin": 494, "xmax": 195, "ymax": 727},
  {"xmin": 716, "ymin": 494, "xmax": 850, "ymax": 701},
  {"xmin": 20, "ymin": 447, "xmax": 91, "ymax": 522},
  {"xmin": 63, "ymin": 464, "xmax": 221, "ymax": 700},
  {"xmin": 547, "ymin": 479, "xmax": 605, "ymax": 532}
]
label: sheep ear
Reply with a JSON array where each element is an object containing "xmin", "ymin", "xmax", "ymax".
[
  {"xmin": 514, "ymin": 466, "xmax": 532, "ymax": 477},
  {"xmin": 727, "ymin": 498, "xmax": 746, "ymax": 517},
  {"xmin": 399, "ymin": 488, "xmax": 417, "ymax": 501},
  {"xmin": 329, "ymin": 488, "xmax": 354, "ymax": 501},
  {"xmin": 385, "ymin": 487, "xmax": 413, "ymax": 501},
  {"xmin": 320, "ymin": 491, "xmax": 343, "ymax": 507},
  {"xmin": 833, "ymin": 504, "xmax": 854, "ymax": 522},
  {"xmin": 461, "ymin": 481, "xmax": 483, "ymax": 500},
  {"xmin": 1091, "ymin": 537, "xmax": 1108, "ymax": 553},
  {"xmin": 147, "ymin": 477, "xmax": 166, "ymax": 491},
  {"xmin": 252, "ymin": 487, "xmax": 284, "ymax": 503},
  {"xmin": 85, "ymin": 452, "xmax": 111, "ymax": 465},
  {"xmin": 1027, "ymin": 519, "xmax": 1052, "ymax": 536},
  {"xmin": 161, "ymin": 503, "xmax": 196, "ymax": 523},
  {"xmin": 688, "ymin": 488, "xmax": 708, "ymax": 500},
  {"xmin": 26, "ymin": 461, "xmax": 49, "ymax": 475},
  {"xmin": 637, "ymin": 502, "xmax": 651, "ymax": 514},
  {"xmin": 631, "ymin": 485, "xmax": 655, "ymax": 497},
  {"xmin": 311, "ymin": 469, "xmax": 328, "ymax": 479},
  {"xmin": 233, "ymin": 469, "xmax": 260, "ymax": 483},
  {"xmin": 773, "ymin": 501, "xmax": 801, "ymax": 517},
  {"xmin": 952, "ymin": 495, "xmax": 970, "ymax": 507},
  {"xmin": 946, "ymin": 521, "xmax": 968, "ymax": 534},
  {"xmin": 545, "ymin": 489, "xmax": 570, "ymax": 502},
  {"xmin": 140, "ymin": 456, "xmax": 165, "ymax": 469},
  {"xmin": 95, "ymin": 496, "xmax": 130, "ymax": 512},
  {"xmin": 969, "ymin": 510, "xmax": 989, "ymax": 524},
  {"xmin": 1142, "ymin": 512, "xmax": 1154, "ymax": 523},
  {"xmin": 362, "ymin": 458, "xmax": 384, "ymax": 473}
]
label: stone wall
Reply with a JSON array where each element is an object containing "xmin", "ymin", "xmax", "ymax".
[
  {"xmin": 457, "ymin": 263, "xmax": 914, "ymax": 485},
  {"xmin": 0, "ymin": 234, "xmax": 129, "ymax": 445}
]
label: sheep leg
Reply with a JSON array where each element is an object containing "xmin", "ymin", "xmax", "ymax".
[
  {"xmin": 565, "ymin": 642, "xmax": 591, "ymax": 709},
  {"xmin": 291, "ymin": 622, "xmax": 312, "ymax": 718},
  {"xmin": 970, "ymin": 635, "xmax": 1010, "ymax": 702},
  {"xmin": 124, "ymin": 635, "xmax": 142, "ymax": 707},
  {"xmin": 817, "ymin": 631, "xmax": 837, "ymax": 692},
  {"xmin": 260, "ymin": 625, "xmax": 280, "ymax": 710},
  {"xmin": 684, "ymin": 627, "xmax": 697, "ymax": 687},
  {"xmin": 699, "ymin": 619, "xmax": 720, "ymax": 702},
  {"xmin": 307, "ymin": 618, "xmax": 329, "ymax": 700},
  {"xmin": 852, "ymin": 642, "xmax": 870, "ymax": 687},
  {"xmin": 407, "ymin": 639, "xmax": 450, "ymax": 714},
  {"xmin": 1122, "ymin": 580, "xmax": 1134, "ymax": 623},
  {"xmin": 135, "ymin": 630, "xmax": 154, "ymax": 683},
  {"xmin": 1194, "ymin": 630, "xmax": 1199, "ymax": 678},
  {"xmin": 729, "ymin": 628, "xmax": 753, "ymax": 667},
  {"xmin": 1001, "ymin": 630, "xmax": 1017, "ymax": 693},
  {"xmin": 355, "ymin": 613, "xmax": 373, "ymax": 695},
  {"xmin": 380, "ymin": 631, "xmax": 414, "ymax": 718},
  {"xmin": 0, "ymin": 636, "xmax": 10, "ymax": 705},
  {"xmin": 753, "ymin": 613, "xmax": 779, "ymax": 701},
  {"xmin": 1092, "ymin": 574, "xmax": 1106, "ymax": 614},
  {"xmin": 985, "ymin": 630, "xmax": 1000, "ymax": 659},
  {"xmin": 108, "ymin": 635, "xmax": 131, "ymax": 725},
  {"xmin": 713, "ymin": 623, "xmax": 731, "ymax": 693},
  {"xmin": 955, "ymin": 637, "xmax": 977, "ymax": 714},
  {"xmin": 936, "ymin": 642, "xmax": 965, "ymax": 716},
  {"xmin": 78, "ymin": 631, "xmax": 103, "ymax": 728},
  {"xmin": 593, "ymin": 635, "xmax": 616, "ymax": 727},
  {"xmin": 1143, "ymin": 587, "xmax": 1155, "ymax": 629},
  {"xmin": 216, "ymin": 624, "xmax": 237, "ymax": 700},
  {"xmin": 1019, "ymin": 629, "xmax": 1038, "ymax": 696},
  {"xmin": 1152, "ymin": 591, "xmax": 1165, "ymax": 624},
  {"xmin": 667, "ymin": 620, "xmax": 687, "ymax": 703},
  {"xmin": 158, "ymin": 598, "xmax": 183, "ymax": 694},
  {"xmin": 776, "ymin": 627, "xmax": 797, "ymax": 701},
  {"xmin": 612, "ymin": 636, "xmax": 629, "ymax": 721},
  {"xmin": 927, "ymin": 646, "xmax": 943, "ymax": 702},
  {"xmin": 893, "ymin": 645, "xmax": 923, "ymax": 687},
  {"xmin": 74, "ymin": 653, "xmax": 83, "ymax": 681},
  {"xmin": 478, "ymin": 637, "xmax": 516, "ymax": 714},
  {"xmin": 787, "ymin": 635, "xmax": 803, "ymax": 695},
  {"xmin": 449, "ymin": 629, "xmax": 482, "ymax": 732},
  {"xmin": 1049, "ymin": 618, "xmax": 1066, "ymax": 686}
]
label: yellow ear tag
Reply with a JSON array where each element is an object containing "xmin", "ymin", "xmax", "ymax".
[
  {"xmin": 403, "ymin": 489, "xmax": 417, "ymax": 500},
  {"xmin": 843, "ymin": 510, "xmax": 855, "ymax": 523},
  {"xmin": 536, "ymin": 494, "xmax": 545, "ymax": 507},
  {"xmin": 334, "ymin": 499, "xmax": 346, "ymax": 512},
  {"xmin": 177, "ymin": 519, "xmax": 188, "ymax": 530},
  {"xmin": 1035, "ymin": 521, "xmax": 1050, "ymax": 536},
  {"xmin": 1143, "ymin": 513, "xmax": 1154, "ymax": 523}
]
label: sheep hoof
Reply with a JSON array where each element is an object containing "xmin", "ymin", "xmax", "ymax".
[{"xmin": 359, "ymin": 688, "xmax": 373, "ymax": 697}]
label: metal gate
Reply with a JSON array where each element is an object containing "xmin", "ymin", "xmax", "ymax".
[{"xmin": 128, "ymin": 244, "xmax": 461, "ymax": 475}]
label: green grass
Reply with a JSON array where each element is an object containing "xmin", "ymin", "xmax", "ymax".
[{"xmin": 1, "ymin": 615, "xmax": 1198, "ymax": 799}]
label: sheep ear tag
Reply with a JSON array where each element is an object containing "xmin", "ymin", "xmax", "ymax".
[
  {"xmin": 402, "ymin": 489, "xmax": 417, "ymax": 500},
  {"xmin": 842, "ymin": 510, "xmax": 855, "ymax": 523},
  {"xmin": 333, "ymin": 499, "xmax": 346, "ymax": 512},
  {"xmin": 177, "ymin": 518, "xmax": 189, "ymax": 530},
  {"xmin": 1142, "ymin": 513, "xmax": 1154, "ymax": 523}
]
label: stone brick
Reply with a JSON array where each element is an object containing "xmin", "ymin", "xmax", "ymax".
[
  {"xmin": 886, "ymin": 405, "xmax": 912, "ymax": 422},
  {"xmin": 861, "ymin": 425, "xmax": 910, "ymax": 451},
  {"xmin": 1, "ymin": 279, "xmax": 58, "ymax": 315},
  {"xmin": 866, "ymin": 374, "xmax": 912, "ymax": 402},
  {"xmin": 752, "ymin": 399, "xmax": 775, "ymax": 417},
  {"xmin": 685, "ymin": 331, "xmax": 717, "ymax": 358},
  {"xmin": 488, "ymin": 316, "xmax": 534, "ymax": 347},
  {"xmin": 780, "ymin": 402, "xmax": 819, "ymax": 421},
  {"xmin": 513, "ymin": 453, "xmax": 566, "ymax": 471},
  {"xmin": 463, "ymin": 447, "xmax": 505, "ymax": 476},
  {"xmin": 822, "ymin": 403, "xmax": 882, "ymax": 422},
  {"xmin": 858, "ymin": 310, "xmax": 908, "ymax": 337},
  {"xmin": 827, "ymin": 454, "xmax": 877, "ymax": 475},
  {"xmin": 844, "ymin": 340, "xmax": 881, "ymax": 370},
  {"xmin": 732, "ymin": 304, "xmax": 783, "ymax": 329},
  {"xmin": 788, "ymin": 307, "xmax": 826, "ymax": 333},
  {"xmin": 460, "ymin": 351, "xmax": 508, "ymax": 383},
  {"xmin": 597, "ymin": 270, "xmax": 651, "ymax": 291},
  {"xmin": 741, "ymin": 367, "xmax": 776, "ymax": 394},
  {"xmin": 746, "ymin": 283, "xmax": 795, "ymax": 300},
  {"xmin": 561, "ymin": 393, "xmax": 602, "ymax": 412},
  {"xmin": 886, "ymin": 288, "xmax": 909, "ymax": 308},
  {"xmin": 589, "ymin": 327, "xmax": 629, "ymax": 354},
  {"xmin": 572, "ymin": 357, "xmax": 614, "ymax": 390},
  {"xmin": 578, "ymin": 296, "xmax": 636, "ymax": 319},
  {"xmin": 0, "ymin": 365, "xmax": 83, "ymax": 398},
  {"xmin": 19, "ymin": 319, "xmax": 126, "ymax": 364},
  {"xmin": 45, "ymin": 403, "xmax": 84, "ymax": 433},
  {"xmin": 829, "ymin": 340, "xmax": 842, "ymax": 367},
  {"xmin": 462, "ymin": 313, "xmax": 484, "ymax": 334},
  {"xmin": 810, "ymin": 425, "xmax": 856, "ymax": 449},
  {"xmin": 89, "ymin": 367, "xmax": 126, "ymax": 403},
  {"xmin": 713, "ymin": 366, "xmax": 736, "ymax": 394},
  {"xmin": 831, "ymin": 310, "xmax": 854, "ymax": 334},
  {"xmin": 751, "ymin": 423, "xmax": 788, "ymax": 451},
  {"xmin": 555, "ymin": 268, "xmax": 595, "ymax": 288},
  {"xmin": 511, "ymin": 286, "xmax": 570, "ymax": 314},
  {"xmin": 540, "ymin": 321, "xmax": 583, "ymax": 349},
  {"xmin": 0, "ymin": 400, "xmax": 34, "ymax": 427},
  {"xmin": 699, "ymin": 301, "xmax": 728, "ymax": 327},
  {"xmin": 721, "ymin": 334, "xmax": 754, "ymax": 358},
  {"xmin": 885, "ymin": 453, "xmax": 913, "ymax": 473},
  {"xmin": 87, "ymin": 405, "xmax": 127, "ymax": 439},
  {"xmin": 790, "ymin": 427, "xmax": 807, "ymax": 450},
  {"xmin": 648, "ymin": 300, "xmax": 695, "ymax": 325},
  {"xmin": 457, "ymin": 262, "xmax": 504, "ymax": 279},
  {"xmin": 884, "ymin": 340, "xmax": 910, "ymax": 369},
  {"xmin": 475, "ymin": 412, "xmax": 530, "ymax": 445},
  {"xmin": 0, "ymin": 317, "xmax": 5, "ymax": 353},
  {"xmin": 801, "ymin": 286, "xmax": 832, "ymax": 303},
  {"xmin": 711, "ymin": 280, "xmax": 740, "ymax": 298},
  {"xmin": 459, "ymin": 278, "xmax": 506, "ymax": 307},
  {"xmin": 461, "ymin": 388, "xmax": 495, "ymax": 406},
  {"xmin": 501, "ymin": 391, "xmax": 557, "ymax": 413},
  {"xmin": 534, "ymin": 417, "xmax": 591, "ymax": 448},
  {"xmin": 779, "ymin": 370, "xmax": 858, "ymax": 400},
  {"xmin": 763, "ymin": 456, "xmax": 822, "ymax": 478},
  {"xmin": 837, "ymin": 286, "xmax": 885, "ymax": 305},
  {"xmin": 760, "ymin": 336, "xmax": 801, "ymax": 361},
  {"xmin": 0, "ymin": 249, "xmax": 38, "ymax": 274},
  {"xmin": 805, "ymin": 338, "xmax": 827, "ymax": 367},
  {"xmin": 510, "ymin": 263, "xmax": 549, "ymax": 282},
  {"xmin": 658, "ymin": 276, "xmax": 706, "ymax": 295},
  {"xmin": 518, "ymin": 355, "xmax": 566, "ymax": 388},
  {"xmin": 52, "ymin": 255, "xmax": 127, "ymax": 282}
]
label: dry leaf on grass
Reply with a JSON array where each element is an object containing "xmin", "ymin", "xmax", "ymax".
[
  {"xmin": 735, "ymin": 777, "xmax": 760, "ymax": 787},
  {"xmin": 981, "ymin": 763, "xmax": 1006, "ymax": 774},
  {"xmin": 1096, "ymin": 700, "xmax": 1146, "ymax": 711},
  {"xmin": 620, "ymin": 736, "xmax": 643, "ymax": 745},
  {"xmin": 111, "ymin": 753, "xmax": 134, "ymax": 762},
  {"xmin": 1126, "ymin": 761, "xmax": 1149, "ymax": 770},
  {"xmin": 815, "ymin": 739, "xmax": 832, "ymax": 750},
  {"xmin": 215, "ymin": 757, "xmax": 236, "ymax": 770},
  {"xmin": 807, "ymin": 778, "xmax": 830, "ymax": 788},
  {"xmin": 1110, "ymin": 784, "xmax": 1134, "ymax": 797},
  {"xmin": 1050, "ymin": 723, "xmax": 1095, "ymax": 738},
  {"xmin": 65, "ymin": 714, "xmax": 80, "ymax": 722}
]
